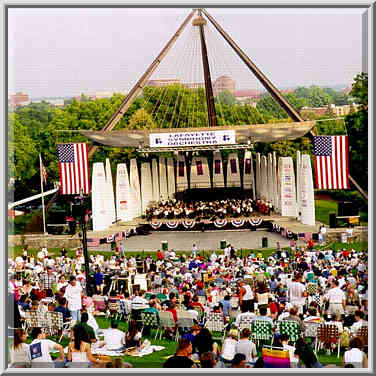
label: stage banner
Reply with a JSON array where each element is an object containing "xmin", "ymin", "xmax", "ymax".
[
  {"xmin": 182, "ymin": 219, "xmax": 196, "ymax": 229},
  {"xmin": 278, "ymin": 157, "xmax": 298, "ymax": 217},
  {"xmin": 214, "ymin": 218, "xmax": 227, "ymax": 228},
  {"xmin": 150, "ymin": 221, "xmax": 163, "ymax": 230},
  {"xmin": 231, "ymin": 219, "xmax": 245, "ymax": 228},
  {"xmin": 299, "ymin": 154, "xmax": 315, "ymax": 226},
  {"xmin": 249, "ymin": 217, "xmax": 263, "ymax": 227},
  {"xmin": 149, "ymin": 130, "xmax": 235, "ymax": 148},
  {"xmin": 166, "ymin": 220, "xmax": 179, "ymax": 229}
]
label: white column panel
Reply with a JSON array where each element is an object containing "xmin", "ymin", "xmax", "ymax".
[
  {"xmin": 299, "ymin": 154, "xmax": 316, "ymax": 225},
  {"xmin": 190, "ymin": 156, "xmax": 211, "ymax": 189},
  {"xmin": 92, "ymin": 162, "xmax": 111, "ymax": 231},
  {"xmin": 158, "ymin": 157, "xmax": 168, "ymax": 201},
  {"xmin": 278, "ymin": 157, "xmax": 298, "ymax": 217},
  {"xmin": 116, "ymin": 163, "xmax": 132, "ymax": 222},
  {"xmin": 226, "ymin": 153, "xmax": 241, "ymax": 187},
  {"xmin": 141, "ymin": 162, "xmax": 153, "ymax": 214},
  {"xmin": 260, "ymin": 155, "xmax": 268, "ymax": 200},
  {"xmin": 243, "ymin": 151, "xmax": 253, "ymax": 190},
  {"xmin": 129, "ymin": 159, "xmax": 142, "ymax": 218},
  {"xmin": 212, "ymin": 151, "xmax": 225, "ymax": 188},
  {"xmin": 166, "ymin": 157, "xmax": 176, "ymax": 199},
  {"xmin": 105, "ymin": 158, "xmax": 116, "ymax": 224},
  {"xmin": 256, "ymin": 153, "xmax": 261, "ymax": 198},
  {"xmin": 176, "ymin": 154, "xmax": 188, "ymax": 192},
  {"xmin": 151, "ymin": 159, "xmax": 160, "ymax": 202}
]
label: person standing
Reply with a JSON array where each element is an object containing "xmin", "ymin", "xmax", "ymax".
[
  {"xmin": 320, "ymin": 225, "xmax": 327, "ymax": 244},
  {"xmin": 64, "ymin": 276, "xmax": 83, "ymax": 322},
  {"xmin": 324, "ymin": 280, "xmax": 346, "ymax": 317},
  {"xmin": 238, "ymin": 280, "xmax": 254, "ymax": 313},
  {"xmin": 39, "ymin": 266, "xmax": 57, "ymax": 295},
  {"xmin": 192, "ymin": 244, "xmax": 198, "ymax": 258},
  {"xmin": 287, "ymin": 273, "xmax": 307, "ymax": 315}
]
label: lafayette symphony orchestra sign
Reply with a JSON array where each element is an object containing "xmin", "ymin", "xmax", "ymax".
[{"xmin": 149, "ymin": 130, "xmax": 236, "ymax": 147}]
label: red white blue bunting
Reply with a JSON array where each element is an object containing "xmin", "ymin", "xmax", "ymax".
[
  {"xmin": 150, "ymin": 221, "xmax": 163, "ymax": 230},
  {"xmin": 214, "ymin": 218, "xmax": 227, "ymax": 228},
  {"xmin": 166, "ymin": 220, "xmax": 180, "ymax": 229},
  {"xmin": 249, "ymin": 217, "xmax": 263, "ymax": 227},
  {"xmin": 182, "ymin": 219, "xmax": 196, "ymax": 229},
  {"xmin": 231, "ymin": 219, "xmax": 245, "ymax": 228}
]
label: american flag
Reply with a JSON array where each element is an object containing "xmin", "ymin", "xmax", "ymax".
[
  {"xmin": 313, "ymin": 135, "xmax": 349, "ymax": 189},
  {"xmin": 40, "ymin": 155, "xmax": 47, "ymax": 184},
  {"xmin": 87, "ymin": 238, "xmax": 100, "ymax": 247},
  {"xmin": 57, "ymin": 143, "xmax": 90, "ymax": 195}
]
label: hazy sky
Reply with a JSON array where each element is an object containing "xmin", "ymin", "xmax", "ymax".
[{"xmin": 8, "ymin": 7, "xmax": 365, "ymax": 98}]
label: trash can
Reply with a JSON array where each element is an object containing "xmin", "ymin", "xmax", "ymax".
[
  {"xmin": 220, "ymin": 240, "xmax": 227, "ymax": 249},
  {"xmin": 162, "ymin": 241, "xmax": 168, "ymax": 250},
  {"xmin": 262, "ymin": 237, "xmax": 268, "ymax": 248},
  {"xmin": 341, "ymin": 233, "xmax": 348, "ymax": 243}
]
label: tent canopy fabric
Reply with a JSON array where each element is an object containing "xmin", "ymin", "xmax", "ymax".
[{"xmin": 81, "ymin": 121, "xmax": 315, "ymax": 148}]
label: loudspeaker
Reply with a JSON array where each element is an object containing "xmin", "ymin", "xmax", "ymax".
[
  {"xmin": 72, "ymin": 204, "xmax": 82, "ymax": 218},
  {"xmin": 312, "ymin": 233, "xmax": 319, "ymax": 241},
  {"xmin": 262, "ymin": 237, "xmax": 268, "ymax": 248},
  {"xmin": 338, "ymin": 201, "xmax": 358, "ymax": 217},
  {"xmin": 329, "ymin": 213, "xmax": 337, "ymax": 228}
]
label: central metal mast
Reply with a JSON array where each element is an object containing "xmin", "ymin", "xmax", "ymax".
[{"xmin": 194, "ymin": 10, "xmax": 217, "ymax": 127}]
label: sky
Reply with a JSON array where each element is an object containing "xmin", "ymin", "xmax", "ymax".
[{"xmin": 8, "ymin": 7, "xmax": 365, "ymax": 98}]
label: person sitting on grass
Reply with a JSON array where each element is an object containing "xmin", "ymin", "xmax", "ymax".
[
  {"xmin": 294, "ymin": 337, "xmax": 323, "ymax": 368},
  {"xmin": 99, "ymin": 320, "xmax": 126, "ymax": 351},
  {"xmin": 125, "ymin": 320, "xmax": 142, "ymax": 351},
  {"xmin": 67, "ymin": 325, "xmax": 104, "ymax": 368},
  {"xmin": 28, "ymin": 327, "xmax": 65, "ymax": 368},
  {"xmin": 200, "ymin": 351, "xmax": 217, "ymax": 368},
  {"xmin": 74, "ymin": 312, "xmax": 97, "ymax": 343},
  {"xmin": 54, "ymin": 297, "xmax": 71, "ymax": 322},
  {"xmin": 105, "ymin": 358, "xmax": 133, "ymax": 368},
  {"xmin": 163, "ymin": 339, "xmax": 195, "ymax": 368},
  {"xmin": 182, "ymin": 325, "xmax": 201, "ymax": 345},
  {"xmin": 11, "ymin": 328, "xmax": 29, "ymax": 368},
  {"xmin": 219, "ymin": 328, "xmax": 238, "ymax": 367}
]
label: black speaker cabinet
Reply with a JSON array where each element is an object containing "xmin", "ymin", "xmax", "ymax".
[
  {"xmin": 338, "ymin": 201, "xmax": 358, "ymax": 217},
  {"xmin": 329, "ymin": 213, "xmax": 337, "ymax": 228},
  {"xmin": 312, "ymin": 233, "xmax": 319, "ymax": 241}
]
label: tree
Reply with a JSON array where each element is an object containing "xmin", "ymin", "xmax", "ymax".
[
  {"xmin": 344, "ymin": 73, "xmax": 368, "ymax": 190},
  {"xmin": 128, "ymin": 108, "xmax": 157, "ymax": 130},
  {"xmin": 215, "ymin": 90, "xmax": 236, "ymax": 106}
]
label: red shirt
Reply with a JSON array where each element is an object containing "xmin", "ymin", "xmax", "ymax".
[
  {"xmin": 191, "ymin": 301, "xmax": 205, "ymax": 312},
  {"xmin": 157, "ymin": 251, "xmax": 163, "ymax": 260},
  {"xmin": 167, "ymin": 308, "xmax": 178, "ymax": 322}
]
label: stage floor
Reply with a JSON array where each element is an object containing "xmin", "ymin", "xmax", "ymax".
[{"xmin": 90, "ymin": 229, "xmax": 307, "ymax": 252}]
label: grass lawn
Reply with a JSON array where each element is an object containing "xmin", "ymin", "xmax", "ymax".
[
  {"xmin": 315, "ymin": 199, "xmax": 368, "ymax": 226},
  {"xmin": 8, "ymin": 317, "xmax": 348, "ymax": 368}
]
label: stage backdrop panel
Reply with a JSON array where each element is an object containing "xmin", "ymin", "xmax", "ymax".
[
  {"xmin": 273, "ymin": 152, "xmax": 279, "ymax": 212},
  {"xmin": 226, "ymin": 153, "xmax": 241, "ymax": 188},
  {"xmin": 166, "ymin": 157, "xmax": 176, "ymax": 199},
  {"xmin": 116, "ymin": 163, "xmax": 132, "ymax": 222},
  {"xmin": 158, "ymin": 157, "xmax": 168, "ymax": 201},
  {"xmin": 212, "ymin": 151, "xmax": 225, "ymax": 188},
  {"xmin": 260, "ymin": 155, "xmax": 268, "ymax": 201},
  {"xmin": 92, "ymin": 162, "xmax": 112, "ymax": 231},
  {"xmin": 140, "ymin": 162, "xmax": 153, "ymax": 214},
  {"xmin": 105, "ymin": 158, "xmax": 116, "ymax": 225},
  {"xmin": 190, "ymin": 156, "xmax": 211, "ymax": 189},
  {"xmin": 243, "ymin": 151, "xmax": 254, "ymax": 193},
  {"xmin": 129, "ymin": 159, "xmax": 142, "ymax": 218},
  {"xmin": 256, "ymin": 153, "xmax": 261, "ymax": 199},
  {"xmin": 299, "ymin": 154, "xmax": 315, "ymax": 225},
  {"xmin": 151, "ymin": 158, "xmax": 160, "ymax": 202},
  {"xmin": 267, "ymin": 153, "xmax": 274, "ymax": 205},
  {"xmin": 176, "ymin": 154, "xmax": 188, "ymax": 192},
  {"xmin": 278, "ymin": 156, "xmax": 298, "ymax": 217}
]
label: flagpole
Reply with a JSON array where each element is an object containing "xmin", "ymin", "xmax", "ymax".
[{"xmin": 39, "ymin": 154, "xmax": 47, "ymax": 235}]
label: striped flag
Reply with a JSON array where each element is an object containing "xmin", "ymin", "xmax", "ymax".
[
  {"xmin": 40, "ymin": 155, "xmax": 48, "ymax": 184},
  {"xmin": 57, "ymin": 143, "xmax": 90, "ymax": 195},
  {"xmin": 313, "ymin": 135, "xmax": 349, "ymax": 189}
]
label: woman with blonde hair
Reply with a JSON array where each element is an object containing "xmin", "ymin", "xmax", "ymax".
[
  {"xmin": 219, "ymin": 328, "xmax": 239, "ymax": 368},
  {"xmin": 11, "ymin": 329, "xmax": 29, "ymax": 368}
]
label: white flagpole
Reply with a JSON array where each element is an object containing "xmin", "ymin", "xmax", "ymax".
[{"xmin": 39, "ymin": 154, "xmax": 47, "ymax": 235}]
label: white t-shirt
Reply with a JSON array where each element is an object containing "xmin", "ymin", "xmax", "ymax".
[
  {"xmin": 64, "ymin": 283, "xmax": 83, "ymax": 311},
  {"xmin": 221, "ymin": 338, "xmax": 237, "ymax": 361},
  {"xmin": 104, "ymin": 328, "xmax": 125, "ymax": 350},
  {"xmin": 28, "ymin": 339, "xmax": 56, "ymax": 364},
  {"xmin": 11, "ymin": 343, "xmax": 29, "ymax": 365}
]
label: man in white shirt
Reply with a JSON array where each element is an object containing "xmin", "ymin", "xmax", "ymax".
[
  {"xmin": 100, "ymin": 321, "xmax": 126, "ymax": 351},
  {"xmin": 287, "ymin": 273, "xmax": 306, "ymax": 314},
  {"xmin": 350, "ymin": 310, "xmax": 367, "ymax": 336},
  {"xmin": 320, "ymin": 225, "xmax": 327, "ymax": 244},
  {"xmin": 324, "ymin": 280, "xmax": 346, "ymax": 316},
  {"xmin": 29, "ymin": 327, "xmax": 65, "ymax": 368},
  {"xmin": 64, "ymin": 276, "xmax": 83, "ymax": 322}
]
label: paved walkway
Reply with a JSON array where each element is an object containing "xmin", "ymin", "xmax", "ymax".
[{"xmin": 115, "ymin": 229, "xmax": 306, "ymax": 252}]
